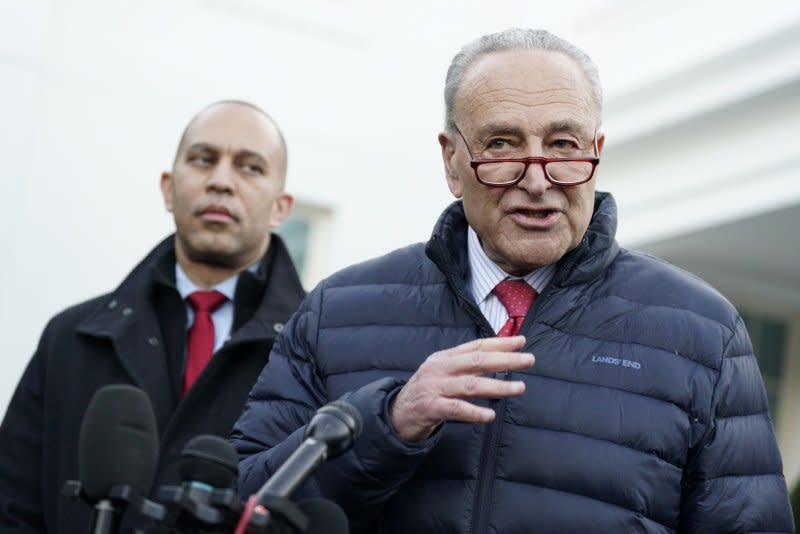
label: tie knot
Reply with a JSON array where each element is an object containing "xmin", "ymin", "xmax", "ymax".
[
  {"xmin": 493, "ymin": 279, "xmax": 537, "ymax": 318},
  {"xmin": 187, "ymin": 290, "xmax": 227, "ymax": 313}
]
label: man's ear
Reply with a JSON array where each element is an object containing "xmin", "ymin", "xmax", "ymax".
[
  {"xmin": 596, "ymin": 132, "xmax": 606, "ymax": 156},
  {"xmin": 438, "ymin": 132, "xmax": 463, "ymax": 198},
  {"xmin": 160, "ymin": 171, "xmax": 174, "ymax": 212},
  {"xmin": 269, "ymin": 193, "xmax": 294, "ymax": 228}
]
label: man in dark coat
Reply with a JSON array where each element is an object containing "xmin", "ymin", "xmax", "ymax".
[
  {"xmin": 0, "ymin": 100, "xmax": 306, "ymax": 532},
  {"xmin": 231, "ymin": 30, "xmax": 795, "ymax": 533}
]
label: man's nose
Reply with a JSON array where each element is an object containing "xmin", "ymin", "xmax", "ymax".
[
  {"xmin": 516, "ymin": 160, "xmax": 550, "ymax": 197},
  {"xmin": 206, "ymin": 161, "xmax": 235, "ymax": 193}
]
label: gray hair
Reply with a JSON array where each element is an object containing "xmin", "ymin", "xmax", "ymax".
[{"xmin": 444, "ymin": 28, "xmax": 603, "ymax": 131}]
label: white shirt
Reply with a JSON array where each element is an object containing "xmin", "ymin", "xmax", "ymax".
[
  {"xmin": 175, "ymin": 264, "xmax": 243, "ymax": 354},
  {"xmin": 466, "ymin": 226, "xmax": 556, "ymax": 334}
]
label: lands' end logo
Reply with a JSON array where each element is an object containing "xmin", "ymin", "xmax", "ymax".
[{"xmin": 591, "ymin": 355, "xmax": 641, "ymax": 370}]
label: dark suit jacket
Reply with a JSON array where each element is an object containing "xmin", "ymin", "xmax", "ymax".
[{"xmin": 0, "ymin": 234, "xmax": 305, "ymax": 532}]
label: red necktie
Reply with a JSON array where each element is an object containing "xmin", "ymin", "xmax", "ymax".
[
  {"xmin": 182, "ymin": 290, "xmax": 227, "ymax": 397},
  {"xmin": 493, "ymin": 279, "xmax": 537, "ymax": 337}
]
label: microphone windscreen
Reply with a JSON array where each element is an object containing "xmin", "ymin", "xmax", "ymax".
[
  {"xmin": 329, "ymin": 400, "xmax": 363, "ymax": 440},
  {"xmin": 297, "ymin": 498, "xmax": 349, "ymax": 534},
  {"xmin": 178, "ymin": 434, "xmax": 238, "ymax": 488},
  {"xmin": 305, "ymin": 400, "xmax": 363, "ymax": 458},
  {"xmin": 78, "ymin": 384, "xmax": 158, "ymax": 503}
]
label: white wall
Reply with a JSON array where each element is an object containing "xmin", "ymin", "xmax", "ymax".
[
  {"xmin": 2, "ymin": 0, "xmax": 798, "ymax": 415},
  {"xmin": 0, "ymin": 0, "xmax": 532, "ymax": 410}
]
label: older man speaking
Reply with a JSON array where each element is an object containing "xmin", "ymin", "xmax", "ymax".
[{"xmin": 233, "ymin": 30, "xmax": 794, "ymax": 533}]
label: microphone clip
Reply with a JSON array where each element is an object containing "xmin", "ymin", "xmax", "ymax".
[
  {"xmin": 156, "ymin": 482, "xmax": 244, "ymax": 530},
  {"xmin": 61, "ymin": 480, "xmax": 167, "ymax": 530}
]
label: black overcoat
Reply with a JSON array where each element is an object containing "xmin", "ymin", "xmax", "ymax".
[{"xmin": 0, "ymin": 234, "xmax": 305, "ymax": 532}]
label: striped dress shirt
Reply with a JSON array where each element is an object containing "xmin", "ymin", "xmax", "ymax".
[{"xmin": 466, "ymin": 226, "xmax": 556, "ymax": 334}]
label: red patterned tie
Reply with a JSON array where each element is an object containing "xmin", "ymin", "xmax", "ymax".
[
  {"xmin": 493, "ymin": 279, "xmax": 537, "ymax": 337},
  {"xmin": 182, "ymin": 290, "xmax": 227, "ymax": 397}
]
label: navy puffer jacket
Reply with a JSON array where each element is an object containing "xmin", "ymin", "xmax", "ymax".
[{"xmin": 232, "ymin": 193, "xmax": 793, "ymax": 533}]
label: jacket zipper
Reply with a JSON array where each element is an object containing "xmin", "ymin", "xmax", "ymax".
[
  {"xmin": 431, "ymin": 237, "xmax": 565, "ymax": 533},
  {"xmin": 471, "ymin": 388, "xmax": 508, "ymax": 534},
  {"xmin": 431, "ymin": 239, "xmax": 501, "ymax": 534},
  {"xmin": 470, "ymin": 285, "xmax": 557, "ymax": 533}
]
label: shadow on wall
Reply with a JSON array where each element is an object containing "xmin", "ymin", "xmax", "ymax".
[{"xmin": 792, "ymin": 480, "xmax": 800, "ymax": 529}]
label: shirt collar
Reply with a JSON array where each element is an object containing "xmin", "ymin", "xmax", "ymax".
[
  {"xmin": 466, "ymin": 225, "xmax": 557, "ymax": 305},
  {"xmin": 175, "ymin": 261, "xmax": 259, "ymax": 302}
]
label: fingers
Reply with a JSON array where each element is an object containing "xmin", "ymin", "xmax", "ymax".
[
  {"xmin": 390, "ymin": 377, "xmax": 524, "ymax": 441},
  {"xmin": 430, "ymin": 336, "xmax": 533, "ymax": 375},
  {"xmin": 390, "ymin": 394, "xmax": 498, "ymax": 442},
  {"xmin": 440, "ymin": 375, "xmax": 526, "ymax": 399},
  {"xmin": 446, "ymin": 335, "xmax": 527, "ymax": 356},
  {"xmin": 429, "ymin": 386, "xmax": 529, "ymax": 424},
  {"xmin": 437, "ymin": 398, "xmax": 496, "ymax": 424},
  {"xmin": 444, "ymin": 350, "xmax": 534, "ymax": 375},
  {"xmin": 389, "ymin": 336, "xmax": 535, "ymax": 442}
]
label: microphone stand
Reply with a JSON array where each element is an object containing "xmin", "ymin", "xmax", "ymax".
[{"xmin": 62, "ymin": 480, "xmax": 166, "ymax": 534}]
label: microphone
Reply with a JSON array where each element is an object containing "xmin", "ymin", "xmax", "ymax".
[
  {"xmin": 156, "ymin": 434, "xmax": 242, "ymax": 530},
  {"xmin": 256, "ymin": 400, "xmax": 363, "ymax": 500},
  {"xmin": 235, "ymin": 400, "xmax": 362, "ymax": 533},
  {"xmin": 69, "ymin": 384, "xmax": 160, "ymax": 534},
  {"xmin": 179, "ymin": 435, "xmax": 239, "ymax": 489},
  {"xmin": 157, "ymin": 433, "xmax": 350, "ymax": 533}
]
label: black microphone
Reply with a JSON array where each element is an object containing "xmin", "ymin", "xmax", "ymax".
[
  {"xmin": 179, "ymin": 434, "xmax": 239, "ymax": 490},
  {"xmin": 156, "ymin": 434, "xmax": 242, "ymax": 530},
  {"xmin": 235, "ymin": 400, "xmax": 362, "ymax": 533},
  {"xmin": 159, "ymin": 436, "xmax": 338, "ymax": 533},
  {"xmin": 255, "ymin": 400, "xmax": 362, "ymax": 500},
  {"xmin": 75, "ymin": 384, "xmax": 159, "ymax": 534}
]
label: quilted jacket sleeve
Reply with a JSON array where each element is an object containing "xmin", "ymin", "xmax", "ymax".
[
  {"xmin": 0, "ymin": 323, "xmax": 50, "ymax": 532},
  {"xmin": 231, "ymin": 285, "xmax": 440, "ymax": 532},
  {"xmin": 678, "ymin": 316, "xmax": 794, "ymax": 533}
]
